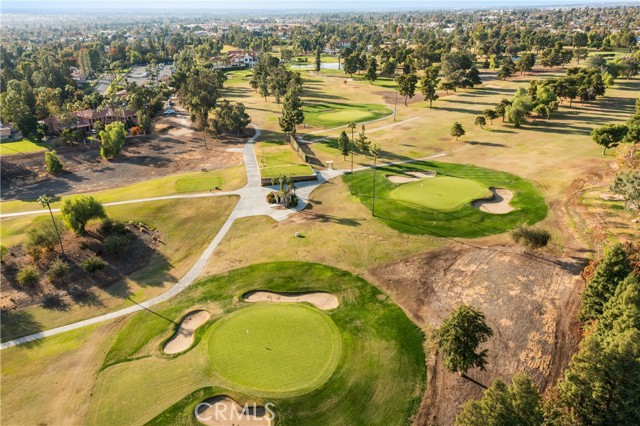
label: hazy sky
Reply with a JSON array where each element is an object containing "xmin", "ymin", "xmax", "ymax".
[{"xmin": 1, "ymin": 0, "xmax": 632, "ymax": 12}]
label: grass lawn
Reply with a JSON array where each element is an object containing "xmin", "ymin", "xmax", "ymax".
[
  {"xmin": 0, "ymin": 165, "xmax": 246, "ymax": 215},
  {"xmin": 0, "ymin": 196, "xmax": 239, "ymax": 341},
  {"xmin": 390, "ymin": 176, "xmax": 492, "ymax": 211},
  {"xmin": 349, "ymin": 161, "xmax": 548, "ymax": 238},
  {"xmin": 256, "ymin": 140, "xmax": 315, "ymax": 179},
  {"xmin": 0, "ymin": 138, "xmax": 49, "ymax": 156},
  {"xmin": 88, "ymin": 262, "xmax": 425, "ymax": 426},
  {"xmin": 303, "ymin": 101, "xmax": 392, "ymax": 128},
  {"xmin": 208, "ymin": 304, "xmax": 341, "ymax": 394}
]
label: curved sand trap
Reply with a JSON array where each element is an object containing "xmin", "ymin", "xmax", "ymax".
[
  {"xmin": 243, "ymin": 291, "xmax": 339, "ymax": 310},
  {"xmin": 195, "ymin": 396, "xmax": 271, "ymax": 426},
  {"xmin": 387, "ymin": 170, "xmax": 436, "ymax": 184},
  {"xmin": 472, "ymin": 187, "xmax": 515, "ymax": 214},
  {"xmin": 163, "ymin": 310, "xmax": 210, "ymax": 354}
]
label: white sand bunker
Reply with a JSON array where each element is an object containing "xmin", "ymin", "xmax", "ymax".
[
  {"xmin": 163, "ymin": 310, "xmax": 211, "ymax": 354},
  {"xmin": 243, "ymin": 291, "xmax": 339, "ymax": 310},
  {"xmin": 387, "ymin": 170, "xmax": 436, "ymax": 184},
  {"xmin": 472, "ymin": 187, "xmax": 515, "ymax": 214},
  {"xmin": 195, "ymin": 396, "xmax": 271, "ymax": 426}
]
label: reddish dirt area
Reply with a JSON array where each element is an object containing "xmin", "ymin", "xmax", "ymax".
[
  {"xmin": 0, "ymin": 106, "xmax": 247, "ymax": 201},
  {"xmin": 370, "ymin": 244, "xmax": 585, "ymax": 426},
  {"xmin": 0, "ymin": 220, "xmax": 159, "ymax": 312}
]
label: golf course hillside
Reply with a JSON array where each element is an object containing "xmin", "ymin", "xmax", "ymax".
[
  {"xmin": 88, "ymin": 262, "xmax": 425, "ymax": 426},
  {"xmin": 349, "ymin": 161, "xmax": 548, "ymax": 238}
]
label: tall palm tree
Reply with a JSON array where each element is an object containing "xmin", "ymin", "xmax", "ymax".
[
  {"xmin": 370, "ymin": 144, "xmax": 381, "ymax": 217},
  {"xmin": 348, "ymin": 121, "xmax": 357, "ymax": 192}
]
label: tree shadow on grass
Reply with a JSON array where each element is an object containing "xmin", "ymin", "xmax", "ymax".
[
  {"xmin": 466, "ymin": 141, "xmax": 508, "ymax": 148},
  {"xmin": 299, "ymin": 203, "xmax": 363, "ymax": 227},
  {"xmin": 0, "ymin": 309, "xmax": 44, "ymax": 345}
]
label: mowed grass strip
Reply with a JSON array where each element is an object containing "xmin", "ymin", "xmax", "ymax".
[
  {"xmin": 390, "ymin": 176, "xmax": 491, "ymax": 211},
  {"xmin": 303, "ymin": 101, "xmax": 391, "ymax": 128},
  {"xmin": 208, "ymin": 304, "xmax": 341, "ymax": 393},
  {"xmin": 349, "ymin": 161, "xmax": 547, "ymax": 238},
  {"xmin": 0, "ymin": 165, "xmax": 246, "ymax": 215},
  {"xmin": 90, "ymin": 262, "xmax": 425, "ymax": 426},
  {"xmin": 256, "ymin": 140, "xmax": 315, "ymax": 178},
  {"xmin": 0, "ymin": 138, "xmax": 49, "ymax": 156}
]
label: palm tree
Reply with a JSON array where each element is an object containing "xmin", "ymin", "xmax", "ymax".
[
  {"xmin": 370, "ymin": 144, "xmax": 381, "ymax": 217},
  {"xmin": 348, "ymin": 121, "xmax": 357, "ymax": 192},
  {"xmin": 38, "ymin": 194, "xmax": 65, "ymax": 256}
]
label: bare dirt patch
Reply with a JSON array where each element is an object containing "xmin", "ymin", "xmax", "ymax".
[
  {"xmin": 163, "ymin": 310, "xmax": 210, "ymax": 354},
  {"xmin": 195, "ymin": 396, "xmax": 271, "ymax": 426},
  {"xmin": 242, "ymin": 291, "xmax": 339, "ymax": 310},
  {"xmin": 0, "ymin": 221, "xmax": 159, "ymax": 312},
  {"xmin": 0, "ymin": 106, "xmax": 247, "ymax": 201},
  {"xmin": 371, "ymin": 244, "xmax": 584, "ymax": 426},
  {"xmin": 472, "ymin": 187, "xmax": 515, "ymax": 214}
]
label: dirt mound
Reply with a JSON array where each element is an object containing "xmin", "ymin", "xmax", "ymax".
[
  {"xmin": 242, "ymin": 291, "xmax": 339, "ymax": 310},
  {"xmin": 371, "ymin": 245, "xmax": 584, "ymax": 426},
  {"xmin": 472, "ymin": 187, "xmax": 515, "ymax": 214},
  {"xmin": 195, "ymin": 395, "xmax": 271, "ymax": 426},
  {"xmin": 163, "ymin": 310, "xmax": 210, "ymax": 354}
]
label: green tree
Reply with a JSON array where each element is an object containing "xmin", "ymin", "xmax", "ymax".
[
  {"xmin": 450, "ymin": 122, "xmax": 466, "ymax": 141},
  {"xmin": 456, "ymin": 374, "xmax": 543, "ymax": 426},
  {"xmin": 38, "ymin": 194, "xmax": 65, "ymax": 256},
  {"xmin": 420, "ymin": 66, "xmax": 440, "ymax": 108},
  {"xmin": 580, "ymin": 244, "xmax": 632, "ymax": 322},
  {"xmin": 315, "ymin": 46, "xmax": 322, "ymax": 72},
  {"xmin": 278, "ymin": 85, "xmax": 304, "ymax": 135},
  {"xmin": 483, "ymin": 109, "xmax": 498, "ymax": 125},
  {"xmin": 60, "ymin": 195, "xmax": 107, "ymax": 234},
  {"xmin": 337, "ymin": 130, "xmax": 350, "ymax": 160},
  {"xmin": 610, "ymin": 172, "xmax": 640, "ymax": 211},
  {"xmin": 99, "ymin": 121, "xmax": 126, "ymax": 159},
  {"xmin": 475, "ymin": 116, "xmax": 487, "ymax": 128},
  {"xmin": 505, "ymin": 92, "xmax": 533, "ymax": 127},
  {"xmin": 592, "ymin": 124, "xmax": 629, "ymax": 155},
  {"xmin": 434, "ymin": 305, "xmax": 493, "ymax": 375},
  {"xmin": 395, "ymin": 73, "xmax": 418, "ymax": 105},
  {"xmin": 365, "ymin": 57, "xmax": 378, "ymax": 84},
  {"xmin": 44, "ymin": 150, "xmax": 63, "ymax": 174}
]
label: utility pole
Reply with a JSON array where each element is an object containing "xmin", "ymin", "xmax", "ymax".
[
  {"xmin": 394, "ymin": 90, "xmax": 398, "ymax": 121},
  {"xmin": 38, "ymin": 195, "xmax": 65, "ymax": 256}
]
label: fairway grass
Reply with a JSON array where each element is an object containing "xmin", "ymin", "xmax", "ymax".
[
  {"xmin": 208, "ymin": 304, "xmax": 341, "ymax": 393},
  {"xmin": 256, "ymin": 140, "xmax": 315, "ymax": 179},
  {"xmin": 350, "ymin": 161, "xmax": 547, "ymax": 238},
  {"xmin": 0, "ymin": 138, "xmax": 49, "ymax": 156},
  {"xmin": 89, "ymin": 262, "xmax": 425, "ymax": 426},
  {"xmin": 390, "ymin": 176, "xmax": 491, "ymax": 211}
]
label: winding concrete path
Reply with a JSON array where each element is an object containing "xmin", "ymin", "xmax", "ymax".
[{"xmin": 1, "ymin": 124, "xmax": 446, "ymax": 349}]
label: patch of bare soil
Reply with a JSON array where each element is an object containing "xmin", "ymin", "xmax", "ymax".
[
  {"xmin": 0, "ymin": 221, "xmax": 160, "ymax": 311},
  {"xmin": 370, "ymin": 244, "xmax": 585, "ymax": 426},
  {"xmin": 0, "ymin": 106, "xmax": 247, "ymax": 201}
]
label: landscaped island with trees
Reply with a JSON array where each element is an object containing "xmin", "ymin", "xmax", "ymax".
[{"xmin": 0, "ymin": 1, "xmax": 638, "ymax": 425}]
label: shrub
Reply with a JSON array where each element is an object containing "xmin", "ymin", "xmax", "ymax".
[
  {"xmin": 103, "ymin": 235, "xmax": 130, "ymax": 257},
  {"xmin": 130, "ymin": 126, "xmax": 142, "ymax": 136},
  {"xmin": 287, "ymin": 194, "xmax": 299, "ymax": 208},
  {"xmin": 17, "ymin": 266, "xmax": 39, "ymax": 286},
  {"xmin": 100, "ymin": 218, "xmax": 128, "ymax": 235},
  {"xmin": 266, "ymin": 191, "xmax": 276, "ymax": 204},
  {"xmin": 44, "ymin": 150, "xmax": 64, "ymax": 173},
  {"xmin": 47, "ymin": 258, "xmax": 70, "ymax": 284},
  {"xmin": 61, "ymin": 195, "xmax": 107, "ymax": 234},
  {"xmin": 81, "ymin": 257, "xmax": 106, "ymax": 273},
  {"xmin": 26, "ymin": 221, "xmax": 60, "ymax": 253},
  {"xmin": 0, "ymin": 244, "xmax": 8, "ymax": 262},
  {"xmin": 511, "ymin": 224, "xmax": 551, "ymax": 249}
]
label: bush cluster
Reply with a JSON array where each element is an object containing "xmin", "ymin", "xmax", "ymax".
[
  {"xmin": 81, "ymin": 257, "xmax": 106, "ymax": 273},
  {"xmin": 511, "ymin": 224, "xmax": 551, "ymax": 249}
]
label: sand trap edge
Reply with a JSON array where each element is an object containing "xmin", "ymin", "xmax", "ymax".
[
  {"xmin": 472, "ymin": 187, "xmax": 516, "ymax": 214},
  {"xmin": 242, "ymin": 290, "xmax": 339, "ymax": 310},
  {"xmin": 162, "ymin": 310, "xmax": 211, "ymax": 355}
]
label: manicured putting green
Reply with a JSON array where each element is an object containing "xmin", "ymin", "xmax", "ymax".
[
  {"xmin": 208, "ymin": 303, "xmax": 342, "ymax": 393},
  {"xmin": 304, "ymin": 102, "xmax": 391, "ymax": 128},
  {"xmin": 390, "ymin": 176, "xmax": 491, "ymax": 211}
]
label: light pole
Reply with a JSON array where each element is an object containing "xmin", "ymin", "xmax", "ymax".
[
  {"xmin": 394, "ymin": 90, "xmax": 398, "ymax": 122},
  {"xmin": 348, "ymin": 122, "xmax": 356, "ymax": 193},
  {"xmin": 38, "ymin": 195, "xmax": 65, "ymax": 256}
]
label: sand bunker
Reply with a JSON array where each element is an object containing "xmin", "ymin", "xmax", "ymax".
[
  {"xmin": 472, "ymin": 187, "xmax": 515, "ymax": 214},
  {"xmin": 243, "ymin": 291, "xmax": 339, "ymax": 310},
  {"xmin": 163, "ymin": 310, "xmax": 211, "ymax": 354},
  {"xmin": 387, "ymin": 170, "xmax": 436, "ymax": 184},
  {"xmin": 195, "ymin": 396, "xmax": 271, "ymax": 426}
]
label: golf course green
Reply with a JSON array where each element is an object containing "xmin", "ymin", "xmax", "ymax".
[
  {"xmin": 303, "ymin": 102, "xmax": 391, "ymax": 128},
  {"xmin": 208, "ymin": 303, "xmax": 341, "ymax": 393},
  {"xmin": 390, "ymin": 176, "xmax": 491, "ymax": 211},
  {"xmin": 349, "ymin": 161, "xmax": 548, "ymax": 238}
]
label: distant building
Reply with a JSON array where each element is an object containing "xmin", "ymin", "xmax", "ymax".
[
  {"xmin": 40, "ymin": 108, "xmax": 137, "ymax": 136},
  {"xmin": 0, "ymin": 124, "xmax": 15, "ymax": 141}
]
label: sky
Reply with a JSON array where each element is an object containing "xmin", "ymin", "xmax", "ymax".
[{"xmin": 1, "ymin": 0, "xmax": 633, "ymax": 12}]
